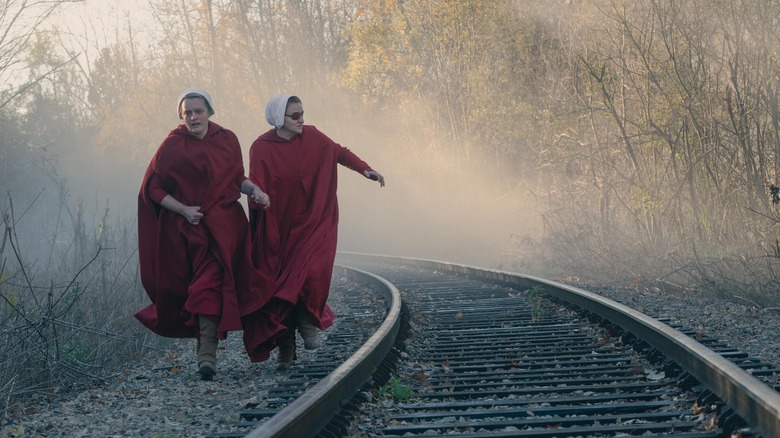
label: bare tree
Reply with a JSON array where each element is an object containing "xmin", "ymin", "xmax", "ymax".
[
  {"xmin": 0, "ymin": 0, "xmax": 84, "ymax": 110},
  {"xmin": 536, "ymin": 0, "xmax": 780, "ymax": 299}
]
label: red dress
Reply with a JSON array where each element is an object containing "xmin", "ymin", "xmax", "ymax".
[
  {"xmin": 245, "ymin": 125, "xmax": 372, "ymax": 362},
  {"xmin": 136, "ymin": 122, "xmax": 274, "ymax": 350}
]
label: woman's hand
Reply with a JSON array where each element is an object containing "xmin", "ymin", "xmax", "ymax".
[
  {"xmin": 160, "ymin": 195, "xmax": 203, "ymax": 225},
  {"xmin": 242, "ymin": 180, "xmax": 270, "ymax": 208},
  {"xmin": 364, "ymin": 170, "xmax": 385, "ymax": 187},
  {"xmin": 250, "ymin": 186, "xmax": 271, "ymax": 209},
  {"xmin": 180, "ymin": 205, "xmax": 204, "ymax": 225}
]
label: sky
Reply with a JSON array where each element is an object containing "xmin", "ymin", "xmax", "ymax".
[{"xmin": 49, "ymin": 0, "xmax": 154, "ymax": 56}]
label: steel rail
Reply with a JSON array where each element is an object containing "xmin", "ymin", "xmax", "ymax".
[
  {"xmin": 244, "ymin": 265, "xmax": 402, "ymax": 438},
  {"xmin": 336, "ymin": 252, "xmax": 780, "ymax": 438}
]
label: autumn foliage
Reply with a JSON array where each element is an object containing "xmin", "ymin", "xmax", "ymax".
[{"xmin": 2, "ymin": 0, "xmax": 780, "ymax": 417}]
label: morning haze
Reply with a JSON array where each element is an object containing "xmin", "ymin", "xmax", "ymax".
[
  {"xmin": 19, "ymin": 0, "xmax": 543, "ymax": 270},
  {"xmin": 2, "ymin": 0, "xmax": 780, "ymax": 412},
  {"xmin": 7, "ymin": 0, "xmax": 780, "ymax": 290}
]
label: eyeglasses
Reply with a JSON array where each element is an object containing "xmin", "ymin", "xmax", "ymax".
[{"xmin": 285, "ymin": 111, "xmax": 304, "ymax": 121}]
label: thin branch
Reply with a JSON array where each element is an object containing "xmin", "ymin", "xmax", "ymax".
[
  {"xmin": 0, "ymin": 53, "xmax": 79, "ymax": 110},
  {"xmin": 48, "ymin": 244, "xmax": 106, "ymax": 312},
  {"xmin": 11, "ymin": 188, "xmax": 45, "ymax": 225}
]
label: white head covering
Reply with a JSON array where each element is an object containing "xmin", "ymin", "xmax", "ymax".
[
  {"xmin": 265, "ymin": 93, "xmax": 294, "ymax": 128},
  {"xmin": 177, "ymin": 87, "xmax": 214, "ymax": 119}
]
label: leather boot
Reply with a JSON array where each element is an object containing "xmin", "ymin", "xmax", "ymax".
[
  {"xmin": 276, "ymin": 329, "xmax": 297, "ymax": 371},
  {"xmin": 296, "ymin": 306, "xmax": 320, "ymax": 350},
  {"xmin": 197, "ymin": 315, "xmax": 218, "ymax": 380}
]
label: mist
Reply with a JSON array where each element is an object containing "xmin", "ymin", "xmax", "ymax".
[
  {"xmin": 16, "ymin": 0, "xmax": 546, "ymax": 273},
  {"xmin": 6, "ymin": 0, "xmax": 780, "ymax": 299},
  {"xmin": 45, "ymin": 83, "xmax": 543, "ymax": 273},
  {"xmin": 10, "ymin": 0, "xmax": 780, "ymax": 417}
]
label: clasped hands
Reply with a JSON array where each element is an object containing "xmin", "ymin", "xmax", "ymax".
[{"xmin": 249, "ymin": 186, "xmax": 270, "ymax": 209}]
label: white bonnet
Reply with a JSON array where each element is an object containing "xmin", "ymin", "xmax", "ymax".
[
  {"xmin": 265, "ymin": 94, "xmax": 294, "ymax": 128},
  {"xmin": 177, "ymin": 87, "xmax": 215, "ymax": 119}
]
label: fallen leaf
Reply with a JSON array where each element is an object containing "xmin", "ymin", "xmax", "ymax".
[{"xmin": 705, "ymin": 415, "xmax": 718, "ymax": 430}]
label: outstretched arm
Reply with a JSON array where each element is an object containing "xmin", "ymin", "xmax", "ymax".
[{"xmin": 334, "ymin": 143, "xmax": 385, "ymax": 187}]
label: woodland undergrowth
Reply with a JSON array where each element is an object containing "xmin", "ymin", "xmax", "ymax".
[
  {"xmin": 504, "ymin": 201, "xmax": 780, "ymax": 311},
  {"xmin": 0, "ymin": 191, "xmax": 169, "ymax": 422}
]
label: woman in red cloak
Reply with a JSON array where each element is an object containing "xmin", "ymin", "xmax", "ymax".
[
  {"xmin": 136, "ymin": 87, "xmax": 274, "ymax": 380},
  {"xmin": 246, "ymin": 94, "xmax": 385, "ymax": 370}
]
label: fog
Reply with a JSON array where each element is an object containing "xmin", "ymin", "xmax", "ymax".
[
  {"xmin": 28, "ymin": 0, "xmax": 775, "ymax": 291},
  {"xmin": 322, "ymin": 107, "xmax": 542, "ymax": 268},
  {"xmin": 6, "ymin": 0, "xmax": 543, "ymax": 273},
  {"xmin": 42, "ymin": 85, "xmax": 542, "ymax": 273},
  {"xmin": 5, "ymin": 0, "xmax": 780, "ymax": 420}
]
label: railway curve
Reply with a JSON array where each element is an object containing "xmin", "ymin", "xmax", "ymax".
[
  {"xmin": 235, "ymin": 253, "xmax": 780, "ymax": 438},
  {"xmin": 343, "ymin": 253, "xmax": 780, "ymax": 436}
]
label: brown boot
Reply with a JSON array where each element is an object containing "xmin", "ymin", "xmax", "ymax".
[
  {"xmin": 276, "ymin": 329, "xmax": 297, "ymax": 371},
  {"xmin": 295, "ymin": 307, "xmax": 320, "ymax": 350},
  {"xmin": 197, "ymin": 315, "xmax": 218, "ymax": 380}
]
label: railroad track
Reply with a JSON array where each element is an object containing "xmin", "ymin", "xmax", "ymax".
[{"xmin": 231, "ymin": 254, "xmax": 780, "ymax": 438}]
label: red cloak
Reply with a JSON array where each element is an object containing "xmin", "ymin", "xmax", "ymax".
[
  {"xmin": 245, "ymin": 125, "xmax": 372, "ymax": 361},
  {"xmin": 136, "ymin": 122, "xmax": 274, "ymax": 346}
]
